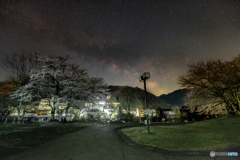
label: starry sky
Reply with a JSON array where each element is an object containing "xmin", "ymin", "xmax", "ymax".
[{"xmin": 0, "ymin": 0, "xmax": 240, "ymax": 96}]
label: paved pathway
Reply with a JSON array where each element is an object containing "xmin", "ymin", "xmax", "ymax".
[{"xmin": 3, "ymin": 123, "xmax": 239, "ymax": 160}]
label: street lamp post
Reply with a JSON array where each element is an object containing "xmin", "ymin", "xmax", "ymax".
[{"xmin": 139, "ymin": 72, "xmax": 150, "ymax": 133}]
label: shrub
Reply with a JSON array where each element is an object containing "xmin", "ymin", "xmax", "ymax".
[
  {"xmin": 132, "ymin": 116, "xmax": 140, "ymax": 123},
  {"xmin": 120, "ymin": 113, "xmax": 134, "ymax": 122}
]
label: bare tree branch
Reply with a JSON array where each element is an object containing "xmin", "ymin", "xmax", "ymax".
[
  {"xmin": 0, "ymin": 51, "xmax": 38, "ymax": 86},
  {"xmin": 178, "ymin": 56, "xmax": 240, "ymax": 115}
]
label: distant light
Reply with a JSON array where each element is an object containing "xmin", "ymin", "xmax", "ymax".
[
  {"xmin": 104, "ymin": 110, "xmax": 109, "ymax": 115},
  {"xmin": 136, "ymin": 110, "xmax": 139, "ymax": 117},
  {"xmin": 169, "ymin": 111, "xmax": 175, "ymax": 115},
  {"xmin": 99, "ymin": 101, "xmax": 106, "ymax": 105}
]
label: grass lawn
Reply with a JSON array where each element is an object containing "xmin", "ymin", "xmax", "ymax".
[
  {"xmin": 0, "ymin": 121, "xmax": 98, "ymax": 158},
  {"xmin": 122, "ymin": 115, "xmax": 240, "ymax": 151}
]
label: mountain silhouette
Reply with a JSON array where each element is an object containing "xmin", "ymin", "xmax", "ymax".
[
  {"xmin": 108, "ymin": 85, "xmax": 171, "ymax": 109},
  {"xmin": 159, "ymin": 89, "xmax": 188, "ymax": 107}
]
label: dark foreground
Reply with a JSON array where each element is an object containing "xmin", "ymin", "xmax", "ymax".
[{"xmin": 1, "ymin": 123, "xmax": 239, "ymax": 160}]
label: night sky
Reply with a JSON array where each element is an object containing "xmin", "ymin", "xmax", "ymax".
[{"xmin": 0, "ymin": 0, "xmax": 240, "ymax": 96}]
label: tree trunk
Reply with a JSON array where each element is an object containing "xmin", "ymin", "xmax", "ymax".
[
  {"xmin": 65, "ymin": 107, "xmax": 69, "ymax": 122},
  {"xmin": 17, "ymin": 101, "xmax": 22, "ymax": 123},
  {"xmin": 51, "ymin": 108, "xmax": 55, "ymax": 120},
  {"xmin": 21, "ymin": 105, "xmax": 27, "ymax": 123},
  {"xmin": 127, "ymin": 112, "xmax": 131, "ymax": 122},
  {"xmin": 50, "ymin": 99, "xmax": 56, "ymax": 120}
]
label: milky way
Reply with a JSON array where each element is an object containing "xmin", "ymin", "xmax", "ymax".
[{"xmin": 0, "ymin": 0, "xmax": 240, "ymax": 96}]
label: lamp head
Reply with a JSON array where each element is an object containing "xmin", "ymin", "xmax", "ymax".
[
  {"xmin": 143, "ymin": 72, "xmax": 150, "ymax": 79},
  {"xmin": 139, "ymin": 76, "xmax": 143, "ymax": 82}
]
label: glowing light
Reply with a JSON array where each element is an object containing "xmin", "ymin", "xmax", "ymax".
[
  {"xmin": 99, "ymin": 101, "xmax": 106, "ymax": 105},
  {"xmin": 169, "ymin": 111, "xmax": 175, "ymax": 115},
  {"xmin": 136, "ymin": 110, "xmax": 139, "ymax": 117},
  {"xmin": 105, "ymin": 110, "xmax": 109, "ymax": 115}
]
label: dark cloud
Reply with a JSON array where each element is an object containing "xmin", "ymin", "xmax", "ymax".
[{"xmin": 0, "ymin": 0, "xmax": 240, "ymax": 95}]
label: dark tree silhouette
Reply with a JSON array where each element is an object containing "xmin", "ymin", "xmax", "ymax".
[
  {"xmin": 178, "ymin": 56, "xmax": 240, "ymax": 115},
  {"xmin": 1, "ymin": 51, "xmax": 37, "ymax": 86}
]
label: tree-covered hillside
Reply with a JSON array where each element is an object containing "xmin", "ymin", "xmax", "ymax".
[
  {"xmin": 108, "ymin": 85, "xmax": 171, "ymax": 110},
  {"xmin": 159, "ymin": 89, "xmax": 188, "ymax": 107}
]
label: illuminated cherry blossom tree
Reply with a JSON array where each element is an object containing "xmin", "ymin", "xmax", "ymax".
[{"xmin": 12, "ymin": 55, "xmax": 108, "ymax": 120}]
